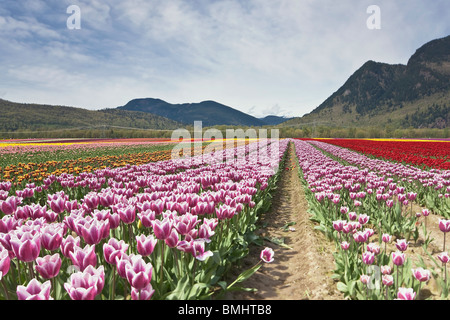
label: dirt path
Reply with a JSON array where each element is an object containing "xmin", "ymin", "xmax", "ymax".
[{"xmin": 225, "ymin": 142, "xmax": 344, "ymax": 300}]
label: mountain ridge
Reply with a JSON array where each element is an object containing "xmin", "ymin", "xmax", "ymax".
[{"xmin": 283, "ymin": 35, "xmax": 450, "ymax": 129}]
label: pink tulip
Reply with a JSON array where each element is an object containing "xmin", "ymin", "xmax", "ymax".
[
  {"xmin": 69, "ymin": 244, "xmax": 97, "ymax": 271},
  {"xmin": 367, "ymin": 243, "xmax": 380, "ymax": 255},
  {"xmin": 412, "ymin": 268, "xmax": 431, "ymax": 282},
  {"xmin": 360, "ymin": 274, "xmax": 370, "ymax": 285},
  {"xmin": 395, "ymin": 239, "xmax": 409, "ymax": 252},
  {"xmin": 198, "ymin": 223, "xmax": 215, "ymax": 242},
  {"xmin": 353, "ymin": 231, "xmax": 368, "ymax": 243},
  {"xmin": 84, "ymin": 265, "xmax": 105, "ymax": 295},
  {"xmin": 40, "ymin": 224, "xmax": 64, "ymax": 251},
  {"xmin": 64, "ymin": 271, "xmax": 100, "ymax": 300},
  {"xmin": 340, "ymin": 241, "xmax": 350, "ymax": 251},
  {"xmin": 422, "ymin": 209, "xmax": 430, "ymax": 217},
  {"xmin": 0, "ymin": 248, "xmax": 10, "ymax": 279},
  {"xmin": 108, "ymin": 213, "xmax": 121, "ymax": 229},
  {"xmin": 381, "ymin": 265, "xmax": 392, "ymax": 275},
  {"xmin": 382, "ymin": 234, "xmax": 392, "ymax": 243},
  {"xmin": 60, "ymin": 235, "xmax": 80, "ymax": 258},
  {"xmin": 165, "ymin": 229, "xmax": 179, "ymax": 248},
  {"xmin": 348, "ymin": 212, "xmax": 357, "ymax": 221},
  {"xmin": 192, "ymin": 239, "xmax": 213, "ymax": 261},
  {"xmin": 151, "ymin": 218, "xmax": 172, "ymax": 240},
  {"xmin": 80, "ymin": 218, "xmax": 110, "ymax": 245},
  {"xmin": 17, "ymin": 279, "xmax": 52, "ymax": 300},
  {"xmin": 47, "ymin": 196, "xmax": 66, "ymax": 215},
  {"xmin": 439, "ymin": 219, "xmax": 450, "ymax": 233},
  {"xmin": 125, "ymin": 255, "xmax": 153, "ymax": 290},
  {"xmin": 116, "ymin": 253, "xmax": 134, "ymax": 279},
  {"xmin": 382, "ymin": 274, "xmax": 394, "ymax": 287},
  {"xmin": 103, "ymin": 238, "xmax": 128, "ymax": 265},
  {"xmin": 0, "ymin": 196, "xmax": 22, "ymax": 215},
  {"xmin": 260, "ymin": 247, "xmax": 275, "ymax": 263},
  {"xmin": 136, "ymin": 234, "xmax": 158, "ymax": 256},
  {"xmin": 437, "ymin": 252, "xmax": 450, "ymax": 264},
  {"xmin": 138, "ymin": 209, "xmax": 156, "ymax": 228},
  {"xmin": 362, "ymin": 251, "xmax": 375, "ymax": 265},
  {"xmin": 35, "ymin": 253, "xmax": 62, "ymax": 279},
  {"xmin": 117, "ymin": 204, "xmax": 136, "ymax": 224},
  {"xmin": 358, "ymin": 214, "xmax": 369, "ymax": 225},
  {"xmin": 396, "ymin": 287, "xmax": 416, "ymax": 300},
  {"xmin": 10, "ymin": 231, "xmax": 41, "ymax": 262},
  {"xmin": 332, "ymin": 220, "xmax": 345, "ymax": 232},
  {"xmin": 174, "ymin": 212, "xmax": 199, "ymax": 235},
  {"xmin": 392, "ymin": 251, "xmax": 406, "ymax": 266},
  {"xmin": 131, "ymin": 283, "xmax": 155, "ymax": 300}
]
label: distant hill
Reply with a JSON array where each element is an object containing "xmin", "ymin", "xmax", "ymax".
[
  {"xmin": 0, "ymin": 99, "xmax": 181, "ymax": 133},
  {"xmin": 283, "ymin": 35, "xmax": 450, "ymax": 129},
  {"xmin": 259, "ymin": 115, "xmax": 293, "ymax": 125},
  {"xmin": 118, "ymin": 98, "xmax": 267, "ymax": 127}
]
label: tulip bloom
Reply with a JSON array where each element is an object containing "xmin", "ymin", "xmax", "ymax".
[
  {"xmin": 437, "ymin": 252, "xmax": 450, "ymax": 264},
  {"xmin": 117, "ymin": 204, "xmax": 136, "ymax": 224},
  {"xmin": 412, "ymin": 268, "xmax": 431, "ymax": 282},
  {"xmin": 17, "ymin": 279, "xmax": 53, "ymax": 300},
  {"xmin": 382, "ymin": 234, "xmax": 392, "ymax": 243},
  {"xmin": 260, "ymin": 247, "xmax": 275, "ymax": 263},
  {"xmin": 392, "ymin": 251, "xmax": 406, "ymax": 266},
  {"xmin": 10, "ymin": 231, "xmax": 41, "ymax": 262},
  {"xmin": 340, "ymin": 241, "xmax": 350, "ymax": 251},
  {"xmin": 131, "ymin": 283, "xmax": 155, "ymax": 300},
  {"xmin": 136, "ymin": 234, "xmax": 158, "ymax": 256},
  {"xmin": 40, "ymin": 224, "xmax": 64, "ymax": 251},
  {"xmin": 103, "ymin": 238, "xmax": 129, "ymax": 265},
  {"xmin": 358, "ymin": 214, "xmax": 369, "ymax": 225},
  {"xmin": 362, "ymin": 251, "xmax": 375, "ymax": 265},
  {"xmin": 0, "ymin": 196, "xmax": 21, "ymax": 215},
  {"xmin": 69, "ymin": 244, "xmax": 97, "ymax": 272},
  {"xmin": 439, "ymin": 219, "xmax": 450, "ymax": 233},
  {"xmin": 64, "ymin": 271, "xmax": 101, "ymax": 300},
  {"xmin": 0, "ymin": 249, "xmax": 10, "ymax": 279},
  {"xmin": 360, "ymin": 274, "xmax": 370, "ymax": 285},
  {"xmin": 382, "ymin": 274, "xmax": 394, "ymax": 287},
  {"xmin": 151, "ymin": 218, "xmax": 172, "ymax": 240},
  {"xmin": 35, "ymin": 254, "xmax": 62, "ymax": 279},
  {"xmin": 192, "ymin": 239, "xmax": 213, "ymax": 261},
  {"xmin": 381, "ymin": 265, "xmax": 392, "ymax": 275},
  {"xmin": 395, "ymin": 239, "xmax": 409, "ymax": 252},
  {"xmin": 397, "ymin": 287, "xmax": 416, "ymax": 300},
  {"xmin": 60, "ymin": 235, "xmax": 80, "ymax": 259},
  {"xmin": 125, "ymin": 255, "xmax": 154, "ymax": 290}
]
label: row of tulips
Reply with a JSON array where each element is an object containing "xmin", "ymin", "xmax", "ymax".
[
  {"xmin": 292, "ymin": 139, "xmax": 450, "ymax": 300},
  {"xmin": 0, "ymin": 138, "xmax": 288, "ymax": 300},
  {"xmin": 308, "ymin": 140, "xmax": 450, "ymax": 220}
]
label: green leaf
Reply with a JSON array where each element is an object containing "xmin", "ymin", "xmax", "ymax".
[{"xmin": 337, "ymin": 282, "xmax": 348, "ymax": 293}]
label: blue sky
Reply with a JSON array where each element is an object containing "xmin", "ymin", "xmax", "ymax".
[{"xmin": 0, "ymin": 0, "xmax": 449, "ymax": 118}]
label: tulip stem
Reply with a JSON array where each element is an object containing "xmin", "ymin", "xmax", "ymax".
[
  {"xmin": 160, "ymin": 243, "xmax": 165, "ymax": 294},
  {"xmin": 28, "ymin": 262, "xmax": 35, "ymax": 281},
  {"xmin": 1, "ymin": 279, "xmax": 10, "ymax": 300}
]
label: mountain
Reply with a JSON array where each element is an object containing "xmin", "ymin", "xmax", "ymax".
[
  {"xmin": 0, "ymin": 99, "xmax": 181, "ymax": 133},
  {"xmin": 283, "ymin": 35, "xmax": 450, "ymax": 129},
  {"xmin": 118, "ymin": 98, "xmax": 266, "ymax": 127},
  {"xmin": 259, "ymin": 115, "xmax": 293, "ymax": 125}
]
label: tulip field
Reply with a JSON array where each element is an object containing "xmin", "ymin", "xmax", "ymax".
[
  {"xmin": 0, "ymin": 137, "xmax": 285, "ymax": 300},
  {"xmin": 0, "ymin": 136, "xmax": 449, "ymax": 300}
]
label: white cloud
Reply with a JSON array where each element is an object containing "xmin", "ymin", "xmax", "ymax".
[{"xmin": 0, "ymin": 0, "xmax": 449, "ymax": 117}]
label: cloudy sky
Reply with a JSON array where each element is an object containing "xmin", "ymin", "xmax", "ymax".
[{"xmin": 0, "ymin": 0, "xmax": 449, "ymax": 118}]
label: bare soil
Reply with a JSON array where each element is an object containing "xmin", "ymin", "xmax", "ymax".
[
  {"xmin": 225, "ymin": 142, "xmax": 344, "ymax": 300},
  {"xmin": 223, "ymin": 142, "xmax": 449, "ymax": 300}
]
